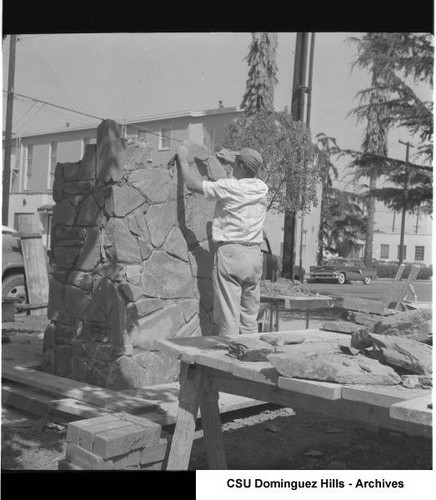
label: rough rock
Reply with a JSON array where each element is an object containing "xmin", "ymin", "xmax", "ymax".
[
  {"xmin": 373, "ymin": 308, "xmax": 432, "ymax": 343},
  {"xmin": 52, "ymin": 199, "xmax": 76, "ymax": 226},
  {"xmin": 76, "ymin": 195, "xmax": 101, "ymax": 226},
  {"xmin": 268, "ymin": 349, "xmax": 401, "ymax": 385},
  {"xmin": 106, "ymin": 184, "xmax": 145, "ymax": 217},
  {"xmin": 64, "ymin": 285, "xmax": 108, "ymax": 322},
  {"xmin": 132, "ymin": 303, "xmax": 185, "ymax": 348},
  {"xmin": 129, "ymin": 167, "xmax": 173, "ymax": 203},
  {"xmin": 145, "ymin": 201, "xmax": 177, "ymax": 248},
  {"xmin": 96, "ymin": 120, "xmax": 124, "ymax": 186},
  {"xmin": 78, "ymin": 144, "xmax": 96, "ymax": 180},
  {"xmin": 322, "ymin": 321, "xmax": 368, "ymax": 335},
  {"xmin": 141, "ymin": 251, "xmax": 194, "ymax": 298},
  {"xmin": 75, "ymin": 226, "xmax": 102, "ymax": 271},
  {"xmin": 259, "ymin": 332, "xmax": 305, "ymax": 346},
  {"xmin": 164, "ymin": 226, "xmax": 189, "ymax": 261},
  {"xmin": 354, "ymin": 332, "xmax": 432, "ymax": 375},
  {"xmin": 228, "ymin": 338, "xmax": 276, "ymax": 361},
  {"xmin": 105, "ymin": 218, "xmax": 141, "ymax": 264},
  {"xmin": 63, "ymin": 162, "xmax": 80, "ymax": 182}
]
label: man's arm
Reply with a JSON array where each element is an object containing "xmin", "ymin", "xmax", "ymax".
[{"xmin": 175, "ymin": 146, "xmax": 204, "ymax": 194}]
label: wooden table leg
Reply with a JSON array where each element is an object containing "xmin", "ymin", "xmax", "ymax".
[
  {"xmin": 199, "ymin": 371, "xmax": 228, "ymax": 469},
  {"xmin": 269, "ymin": 303, "xmax": 274, "ymax": 331},
  {"xmin": 274, "ymin": 301, "xmax": 280, "ymax": 331},
  {"xmin": 166, "ymin": 362, "xmax": 204, "ymax": 470},
  {"xmin": 305, "ymin": 308, "xmax": 310, "ymax": 329}
]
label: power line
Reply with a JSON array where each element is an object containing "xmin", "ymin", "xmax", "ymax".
[{"xmin": 2, "ymin": 90, "xmax": 185, "ymax": 145}]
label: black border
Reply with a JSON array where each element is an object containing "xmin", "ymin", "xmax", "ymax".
[{"xmin": 2, "ymin": 0, "xmax": 435, "ymax": 34}]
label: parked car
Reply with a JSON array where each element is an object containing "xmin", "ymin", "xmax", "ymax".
[
  {"xmin": 2, "ymin": 225, "xmax": 27, "ymax": 307},
  {"xmin": 307, "ymin": 257, "xmax": 378, "ymax": 285}
]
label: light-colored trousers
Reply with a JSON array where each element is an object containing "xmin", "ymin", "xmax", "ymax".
[{"xmin": 212, "ymin": 243, "xmax": 263, "ymax": 336}]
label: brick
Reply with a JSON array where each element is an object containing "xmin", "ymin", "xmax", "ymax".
[
  {"xmin": 139, "ymin": 438, "xmax": 169, "ymax": 465},
  {"xmin": 111, "ymin": 450, "xmax": 141, "ymax": 470},
  {"xmin": 58, "ymin": 459, "xmax": 83, "ymax": 471},
  {"xmin": 67, "ymin": 415, "xmax": 118, "ymax": 444},
  {"xmin": 78, "ymin": 420, "xmax": 133, "ymax": 452},
  {"xmin": 93, "ymin": 423, "xmax": 159, "ymax": 459},
  {"xmin": 65, "ymin": 443, "xmax": 113, "ymax": 470}
]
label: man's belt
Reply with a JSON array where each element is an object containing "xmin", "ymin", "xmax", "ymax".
[{"xmin": 216, "ymin": 241, "xmax": 261, "ymax": 247}]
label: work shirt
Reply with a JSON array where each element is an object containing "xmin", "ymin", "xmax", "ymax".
[{"xmin": 202, "ymin": 178, "xmax": 268, "ymax": 244}]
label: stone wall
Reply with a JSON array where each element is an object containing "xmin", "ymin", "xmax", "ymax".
[{"xmin": 42, "ymin": 119, "xmax": 227, "ymax": 389}]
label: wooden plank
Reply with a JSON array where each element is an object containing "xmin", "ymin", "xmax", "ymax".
[
  {"xmin": 67, "ymin": 415, "xmax": 119, "ymax": 444},
  {"xmin": 140, "ymin": 438, "xmax": 170, "ymax": 466},
  {"xmin": 394, "ymin": 265, "xmax": 420, "ymax": 310},
  {"xmin": 78, "ymin": 421, "xmax": 133, "ymax": 452},
  {"xmin": 16, "ymin": 214, "xmax": 49, "ymax": 317},
  {"xmin": 342, "ymin": 384, "xmax": 430, "ymax": 408},
  {"xmin": 166, "ymin": 363, "xmax": 204, "ymax": 470},
  {"xmin": 51, "ymin": 398, "xmax": 114, "ymax": 420},
  {"xmin": 229, "ymin": 360, "xmax": 279, "ymax": 385},
  {"xmin": 2, "ymin": 362, "xmax": 160, "ymax": 414},
  {"xmin": 199, "ymin": 373, "xmax": 227, "ymax": 469},
  {"xmin": 210, "ymin": 369, "xmax": 431, "ymax": 437},
  {"xmin": 2, "ymin": 383, "xmax": 53, "ymax": 416},
  {"xmin": 390, "ymin": 395, "xmax": 432, "ymax": 427},
  {"xmin": 277, "ymin": 377, "xmax": 343, "ymax": 400}
]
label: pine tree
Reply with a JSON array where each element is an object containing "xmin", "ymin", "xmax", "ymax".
[{"xmin": 241, "ymin": 33, "xmax": 278, "ymax": 115}]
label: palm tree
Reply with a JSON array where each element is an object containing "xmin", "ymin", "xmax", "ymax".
[{"xmin": 241, "ymin": 33, "xmax": 278, "ymax": 115}]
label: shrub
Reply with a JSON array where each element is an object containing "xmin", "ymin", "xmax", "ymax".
[{"xmin": 376, "ymin": 262, "xmax": 432, "ymax": 280}]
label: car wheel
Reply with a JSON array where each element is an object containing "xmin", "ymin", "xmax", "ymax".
[
  {"xmin": 363, "ymin": 275, "xmax": 371, "ymax": 285},
  {"xmin": 337, "ymin": 272, "xmax": 346, "ymax": 285},
  {"xmin": 2, "ymin": 274, "xmax": 27, "ymax": 309}
]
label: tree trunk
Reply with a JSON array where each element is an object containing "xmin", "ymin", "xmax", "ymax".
[{"xmin": 364, "ymin": 173, "xmax": 376, "ymax": 265}]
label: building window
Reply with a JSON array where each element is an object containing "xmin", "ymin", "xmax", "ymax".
[
  {"xmin": 82, "ymin": 136, "xmax": 96, "ymax": 157},
  {"xmin": 414, "ymin": 246, "xmax": 425, "ymax": 261},
  {"xmin": 24, "ymin": 144, "xmax": 33, "ymax": 190},
  {"xmin": 48, "ymin": 141, "xmax": 57, "ymax": 189},
  {"xmin": 380, "ymin": 244, "xmax": 389, "ymax": 260},
  {"xmin": 397, "ymin": 245, "xmax": 407, "ymax": 261},
  {"xmin": 158, "ymin": 127, "xmax": 171, "ymax": 150}
]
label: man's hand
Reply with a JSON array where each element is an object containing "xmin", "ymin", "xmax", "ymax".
[
  {"xmin": 176, "ymin": 145, "xmax": 189, "ymax": 164},
  {"xmin": 216, "ymin": 148, "xmax": 237, "ymax": 165}
]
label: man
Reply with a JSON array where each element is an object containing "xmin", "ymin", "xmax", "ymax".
[{"xmin": 175, "ymin": 145, "xmax": 268, "ymax": 336}]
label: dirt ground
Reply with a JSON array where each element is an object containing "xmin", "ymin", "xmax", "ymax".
[{"xmin": 1, "ymin": 308, "xmax": 433, "ymax": 471}]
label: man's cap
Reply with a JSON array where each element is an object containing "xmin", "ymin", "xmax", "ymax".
[{"xmin": 235, "ymin": 148, "xmax": 263, "ymax": 174}]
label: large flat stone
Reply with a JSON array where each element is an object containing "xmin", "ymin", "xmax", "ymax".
[
  {"xmin": 163, "ymin": 226, "xmax": 189, "ymax": 261},
  {"xmin": 76, "ymin": 196, "xmax": 102, "ymax": 226},
  {"xmin": 65, "ymin": 284, "xmax": 108, "ymax": 322},
  {"xmin": 129, "ymin": 166, "xmax": 173, "ymax": 203},
  {"xmin": 106, "ymin": 185, "xmax": 146, "ymax": 217},
  {"xmin": 268, "ymin": 348, "xmax": 401, "ymax": 385},
  {"xmin": 373, "ymin": 309, "xmax": 432, "ymax": 343},
  {"xmin": 145, "ymin": 201, "xmax": 177, "ymax": 248},
  {"xmin": 132, "ymin": 303, "xmax": 185, "ymax": 348},
  {"xmin": 183, "ymin": 195, "xmax": 214, "ymax": 245},
  {"xmin": 105, "ymin": 219, "xmax": 141, "ymax": 264},
  {"xmin": 78, "ymin": 144, "xmax": 96, "ymax": 180},
  {"xmin": 141, "ymin": 251, "xmax": 194, "ymax": 299},
  {"xmin": 75, "ymin": 227, "xmax": 102, "ymax": 271},
  {"xmin": 341, "ymin": 297, "xmax": 387, "ymax": 315},
  {"xmin": 47, "ymin": 279, "xmax": 73, "ymax": 324},
  {"xmin": 52, "ymin": 199, "xmax": 76, "ymax": 226},
  {"xmin": 96, "ymin": 120, "xmax": 124, "ymax": 186}
]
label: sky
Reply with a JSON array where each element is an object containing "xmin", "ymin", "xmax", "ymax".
[{"xmin": 2, "ymin": 32, "xmax": 433, "ymax": 188}]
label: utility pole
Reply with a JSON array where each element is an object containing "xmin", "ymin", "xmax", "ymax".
[
  {"xmin": 298, "ymin": 33, "xmax": 316, "ymax": 278},
  {"xmin": 398, "ymin": 139, "xmax": 415, "ymax": 265},
  {"xmin": 282, "ymin": 32, "xmax": 309, "ymax": 280},
  {"xmin": 2, "ymin": 34, "xmax": 17, "ymax": 226}
]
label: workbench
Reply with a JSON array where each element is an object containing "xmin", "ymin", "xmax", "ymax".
[
  {"xmin": 259, "ymin": 294, "xmax": 334, "ymax": 331},
  {"xmin": 155, "ymin": 331, "xmax": 432, "ymax": 470}
]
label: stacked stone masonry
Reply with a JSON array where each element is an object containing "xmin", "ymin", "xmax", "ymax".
[{"xmin": 43, "ymin": 119, "xmax": 227, "ymax": 389}]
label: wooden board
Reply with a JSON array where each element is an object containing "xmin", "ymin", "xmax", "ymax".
[
  {"xmin": 389, "ymin": 395, "xmax": 432, "ymax": 427},
  {"xmin": 2, "ymin": 362, "xmax": 160, "ymax": 414},
  {"xmin": 2, "ymin": 383, "xmax": 52, "ymax": 416},
  {"xmin": 277, "ymin": 377, "xmax": 343, "ymax": 400},
  {"xmin": 16, "ymin": 214, "xmax": 49, "ymax": 316},
  {"xmin": 341, "ymin": 384, "xmax": 430, "ymax": 408}
]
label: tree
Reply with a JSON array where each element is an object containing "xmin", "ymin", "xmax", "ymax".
[
  {"xmin": 321, "ymin": 188, "xmax": 367, "ymax": 258},
  {"xmin": 223, "ymin": 110, "xmax": 325, "ymax": 214},
  {"xmin": 347, "ymin": 33, "xmax": 393, "ymax": 265},
  {"xmin": 241, "ymin": 33, "xmax": 278, "ymax": 115}
]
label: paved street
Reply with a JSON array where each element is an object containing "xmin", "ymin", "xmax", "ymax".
[{"xmin": 306, "ymin": 279, "xmax": 432, "ymax": 304}]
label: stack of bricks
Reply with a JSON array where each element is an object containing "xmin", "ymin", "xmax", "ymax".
[{"xmin": 59, "ymin": 412, "xmax": 170, "ymax": 470}]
